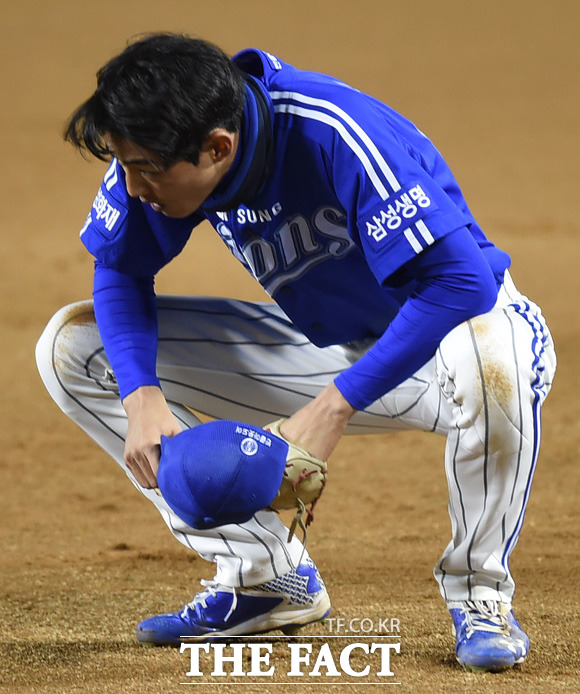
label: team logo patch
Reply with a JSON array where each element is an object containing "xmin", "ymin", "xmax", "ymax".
[
  {"xmin": 79, "ymin": 160, "xmax": 128, "ymax": 241},
  {"xmin": 362, "ymin": 184, "xmax": 435, "ymax": 243},
  {"xmin": 235, "ymin": 425, "xmax": 273, "ymax": 449},
  {"xmin": 240, "ymin": 437, "xmax": 259, "ymax": 456},
  {"xmin": 92, "ymin": 189, "xmax": 122, "ymax": 232}
]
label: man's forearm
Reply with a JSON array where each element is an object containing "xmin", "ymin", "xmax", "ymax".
[{"xmin": 93, "ymin": 262, "xmax": 159, "ymax": 399}]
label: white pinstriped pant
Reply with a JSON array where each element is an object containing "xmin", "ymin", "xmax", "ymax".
[{"xmin": 35, "ymin": 273, "xmax": 556, "ymax": 605}]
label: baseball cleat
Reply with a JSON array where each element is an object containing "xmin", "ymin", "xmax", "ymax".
[
  {"xmin": 449, "ymin": 600, "xmax": 529, "ymax": 672},
  {"xmin": 136, "ymin": 558, "xmax": 330, "ymax": 646}
]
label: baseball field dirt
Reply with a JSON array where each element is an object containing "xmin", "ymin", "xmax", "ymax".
[{"xmin": 1, "ymin": 1, "xmax": 578, "ymax": 692}]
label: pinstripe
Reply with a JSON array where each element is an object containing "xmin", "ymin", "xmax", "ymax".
[
  {"xmin": 381, "ymin": 377, "xmax": 432, "ymax": 419},
  {"xmin": 84, "ymin": 346, "xmax": 192, "ymax": 430},
  {"xmin": 158, "ymin": 302, "xmax": 292, "ymax": 322},
  {"xmin": 158, "ymin": 374, "xmax": 415, "ymax": 432},
  {"xmin": 51, "ymin": 317, "xmax": 124, "ymax": 442},
  {"xmin": 239, "ymin": 525, "xmax": 280, "ymax": 578},
  {"xmin": 244, "ymin": 367, "xmax": 343, "ymax": 379},
  {"xmin": 499, "ymin": 309, "xmax": 525, "ymax": 579},
  {"xmin": 43, "ymin": 296, "xmax": 408, "ymax": 432},
  {"xmin": 464, "ymin": 321, "xmax": 490, "ymax": 580},
  {"xmin": 85, "ymin": 346, "xmax": 116, "ymax": 391},
  {"xmin": 503, "ymin": 392, "xmax": 542, "ymax": 563},
  {"xmin": 435, "ymin": 346, "xmax": 468, "ymax": 547},
  {"xmin": 451, "ymin": 424, "xmax": 469, "ymax": 547},
  {"xmin": 248, "ymin": 371, "xmax": 431, "ymax": 421},
  {"xmin": 430, "ymin": 381, "xmax": 442, "ymax": 432},
  {"xmin": 253, "ymin": 515, "xmax": 294, "ymax": 570},
  {"xmin": 218, "ymin": 533, "xmax": 245, "ymax": 587},
  {"xmin": 438, "ymin": 563, "xmax": 448, "ymax": 601},
  {"xmin": 156, "ymin": 297, "xmax": 433, "ymax": 427},
  {"xmin": 438, "ymin": 420, "xmax": 469, "ymax": 602},
  {"xmin": 243, "ymin": 371, "xmax": 339, "ymax": 400},
  {"xmin": 164, "ymin": 511, "xmax": 197, "ymax": 552},
  {"xmin": 436, "ymin": 344, "xmax": 464, "ymax": 600},
  {"xmin": 158, "ymin": 336, "xmax": 313, "ymax": 347},
  {"xmin": 159, "ymin": 375, "xmax": 291, "ymax": 421},
  {"xmin": 502, "ymin": 300, "xmax": 549, "ymax": 563}
]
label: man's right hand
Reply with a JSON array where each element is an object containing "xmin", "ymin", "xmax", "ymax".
[{"xmin": 122, "ymin": 385, "xmax": 182, "ymax": 488}]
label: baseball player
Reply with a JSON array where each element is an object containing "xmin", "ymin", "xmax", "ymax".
[{"xmin": 35, "ymin": 34, "xmax": 556, "ymax": 672}]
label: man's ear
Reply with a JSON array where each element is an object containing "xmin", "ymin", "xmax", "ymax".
[{"xmin": 204, "ymin": 129, "xmax": 238, "ymax": 162}]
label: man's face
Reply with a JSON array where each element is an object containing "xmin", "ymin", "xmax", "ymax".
[{"xmin": 107, "ymin": 133, "xmax": 238, "ymax": 218}]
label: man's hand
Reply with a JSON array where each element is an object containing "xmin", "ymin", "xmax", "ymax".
[
  {"xmin": 122, "ymin": 385, "xmax": 182, "ymax": 488},
  {"xmin": 280, "ymin": 382, "xmax": 356, "ymax": 461}
]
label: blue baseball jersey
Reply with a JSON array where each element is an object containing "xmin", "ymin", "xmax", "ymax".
[{"xmin": 79, "ymin": 48, "xmax": 510, "ymax": 406}]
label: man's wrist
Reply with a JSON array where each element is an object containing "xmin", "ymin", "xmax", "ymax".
[
  {"xmin": 326, "ymin": 382, "xmax": 357, "ymax": 417},
  {"xmin": 122, "ymin": 384, "xmax": 164, "ymax": 413}
]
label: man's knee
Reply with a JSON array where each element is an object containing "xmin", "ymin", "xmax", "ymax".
[
  {"xmin": 438, "ymin": 314, "xmax": 522, "ymax": 430},
  {"xmin": 36, "ymin": 300, "xmax": 96, "ymax": 382}
]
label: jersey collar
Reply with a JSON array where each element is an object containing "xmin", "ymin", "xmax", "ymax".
[{"xmin": 200, "ymin": 75, "xmax": 275, "ymax": 213}]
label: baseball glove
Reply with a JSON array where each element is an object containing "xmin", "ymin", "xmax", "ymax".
[{"xmin": 265, "ymin": 419, "xmax": 328, "ymax": 542}]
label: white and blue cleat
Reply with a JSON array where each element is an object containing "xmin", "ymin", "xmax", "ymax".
[
  {"xmin": 449, "ymin": 600, "xmax": 529, "ymax": 672},
  {"xmin": 137, "ymin": 558, "xmax": 331, "ymax": 646}
]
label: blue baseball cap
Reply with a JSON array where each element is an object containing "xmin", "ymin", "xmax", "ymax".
[{"xmin": 157, "ymin": 420, "xmax": 289, "ymax": 529}]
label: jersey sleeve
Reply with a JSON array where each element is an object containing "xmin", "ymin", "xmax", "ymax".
[
  {"xmin": 322, "ymin": 90, "xmax": 473, "ymax": 284},
  {"xmin": 265, "ymin": 69, "xmax": 472, "ymax": 283},
  {"xmin": 334, "ymin": 226, "xmax": 500, "ymax": 409},
  {"xmin": 79, "ymin": 159, "xmax": 203, "ymax": 276},
  {"xmin": 79, "ymin": 160, "xmax": 204, "ymax": 399},
  {"xmin": 268, "ymin": 74, "xmax": 504, "ymax": 407},
  {"xmin": 93, "ymin": 262, "xmax": 160, "ymax": 400}
]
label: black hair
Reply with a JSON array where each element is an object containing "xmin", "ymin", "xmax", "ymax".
[{"xmin": 64, "ymin": 33, "xmax": 246, "ymax": 167}]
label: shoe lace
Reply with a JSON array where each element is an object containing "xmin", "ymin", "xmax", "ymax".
[
  {"xmin": 182, "ymin": 579, "xmax": 238, "ymax": 623},
  {"xmin": 461, "ymin": 600, "xmax": 511, "ymax": 639}
]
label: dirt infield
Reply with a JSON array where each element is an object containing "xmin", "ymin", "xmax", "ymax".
[{"xmin": 1, "ymin": 1, "xmax": 579, "ymax": 692}]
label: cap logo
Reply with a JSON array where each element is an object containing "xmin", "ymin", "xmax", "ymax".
[
  {"xmin": 240, "ymin": 437, "xmax": 259, "ymax": 456},
  {"xmin": 158, "ymin": 421, "xmax": 288, "ymax": 529}
]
